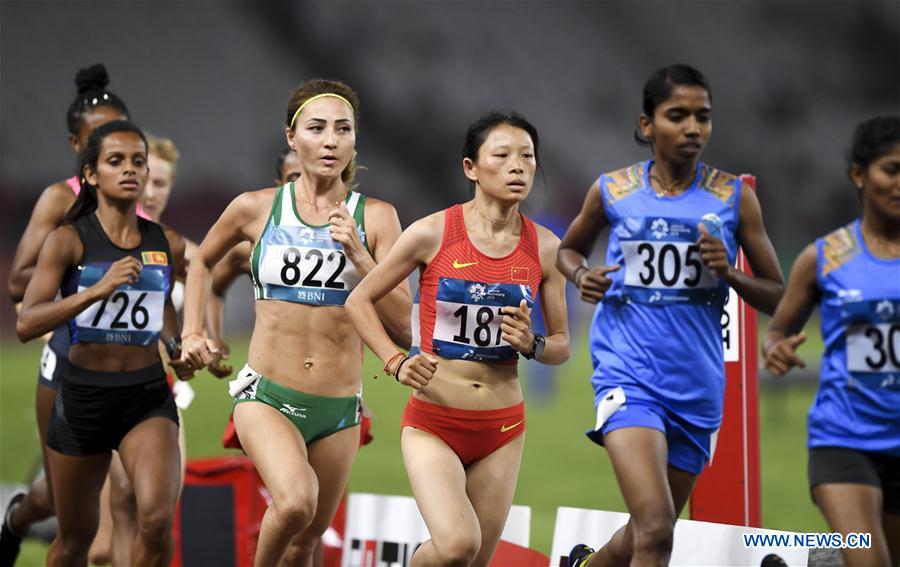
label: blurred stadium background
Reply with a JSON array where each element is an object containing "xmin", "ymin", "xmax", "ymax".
[{"xmin": 1, "ymin": 1, "xmax": 898, "ymax": 563}]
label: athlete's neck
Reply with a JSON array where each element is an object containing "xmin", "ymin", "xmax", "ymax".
[
  {"xmin": 860, "ymin": 209, "xmax": 900, "ymax": 259},
  {"xmin": 295, "ymin": 175, "xmax": 347, "ymax": 211},
  {"xmin": 649, "ymin": 159, "xmax": 697, "ymax": 196},
  {"xmin": 468, "ymin": 195, "xmax": 520, "ymax": 237},
  {"xmin": 95, "ymin": 199, "xmax": 140, "ymax": 248}
]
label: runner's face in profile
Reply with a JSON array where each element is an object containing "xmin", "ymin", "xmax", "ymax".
[
  {"xmin": 141, "ymin": 153, "xmax": 174, "ymax": 222},
  {"xmin": 853, "ymin": 143, "xmax": 900, "ymax": 222},
  {"xmin": 644, "ymin": 85, "xmax": 712, "ymax": 166},
  {"xmin": 287, "ymin": 97, "xmax": 356, "ymax": 182},
  {"xmin": 85, "ymin": 132, "xmax": 149, "ymax": 203},
  {"xmin": 464, "ymin": 123, "xmax": 536, "ymax": 203},
  {"xmin": 279, "ymin": 150, "xmax": 303, "ymax": 184}
]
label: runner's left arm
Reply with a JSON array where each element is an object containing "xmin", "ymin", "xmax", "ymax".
[
  {"xmin": 161, "ymin": 228, "xmax": 194, "ymax": 379},
  {"xmin": 719, "ymin": 186, "xmax": 784, "ymax": 315},
  {"xmin": 330, "ymin": 200, "xmax": 412, "ymax": 348},
  {"xmin": 501, "ymin": 226, "xmax": 571, "ymax": 365}
]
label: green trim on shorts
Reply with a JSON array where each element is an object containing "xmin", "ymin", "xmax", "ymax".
[{"xmin": 233, "ymin": 375, "xmax": 361, "ymax": 444}]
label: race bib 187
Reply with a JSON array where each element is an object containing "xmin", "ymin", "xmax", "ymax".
[{"xmin": 432, "ymin": 278, "xmax": 533, "ymax": 362}]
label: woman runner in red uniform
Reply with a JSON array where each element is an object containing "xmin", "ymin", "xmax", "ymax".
[{"xmin": 347, "ymin": 112, "xmax": 570, "ymax": 566}]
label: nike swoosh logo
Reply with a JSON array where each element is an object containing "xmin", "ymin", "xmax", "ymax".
[
  {"xmin": 500, "ymin": 420, "xmax": 523, "ymax": 433},
  {"xmin": 453, "ymin": 260, "xmax": 479, "ymax": 269}
]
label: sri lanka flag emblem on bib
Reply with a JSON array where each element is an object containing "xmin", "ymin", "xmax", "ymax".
[{"xmin": 142, "ymin": 251, "xmax": 169, "ymax": 265}]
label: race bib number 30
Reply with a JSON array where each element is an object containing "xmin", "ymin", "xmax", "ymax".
[
  {"xmin": 74, "ymin": 262, "xmax": 169, "ymax": 345},
  {"xmin": 618, "ymin": 216, "xmax": 720, "ymax": 305},
  {"xmin": 432, "ymin": 278, "xmax": 533, "ymax": 362},
  {"xmin": 843, "ymin": 299, "xmax": 900, "ymax": 376},
  {"xmin": 258, "ymin": 226, "xmax": 359, "ymax": 305}
]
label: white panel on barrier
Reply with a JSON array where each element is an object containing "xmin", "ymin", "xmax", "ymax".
[
  {"xmin": 342, "ymin": 492, "xmax": 530, "ymax": 567},
  {"xmin": 549, "ymin": 507, "xmax": 809, "ymax": 567}
]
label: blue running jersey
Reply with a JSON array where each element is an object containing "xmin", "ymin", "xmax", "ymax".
[
  {"xmin": 590, "ymin": 161, "xmax": 741, "ymax": 429},
  {"xmin": 810, "ymin": 220, "xmax": 900, "ymax": 456}
]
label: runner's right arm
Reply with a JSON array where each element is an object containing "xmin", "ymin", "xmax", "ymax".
[
  {"xmin": 205, "ymin": 242, "xmax": 252, "ymax": 377},
  {"xmin": 763, "ymin": 244, "xmax": 819, "ymax": 376},
  {"xmin": 17, "ymin": 227, "xmax": 140, "ymax": 341},
  {"xmin": 8, "ymin": 183, "xmax": 76, "ymax": 302},
  {"xmin": 182, "ymin": 191, "xmax": 264, "ymax": 368},
  {"xmin": 556, "ymin": 179, "xmax": 617, "ymax": 304}
]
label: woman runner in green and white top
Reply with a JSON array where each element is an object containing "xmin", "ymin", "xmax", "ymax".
[{"xmin": 181, "ymin": 79, "xmax": 411, "ymax": 567}]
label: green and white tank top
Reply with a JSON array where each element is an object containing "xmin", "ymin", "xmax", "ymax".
[{"xmin": 250, "ymin": 182, "xmax": 368, "ymax": 306}]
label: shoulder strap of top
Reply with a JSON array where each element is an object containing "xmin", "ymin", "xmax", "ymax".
[
  {"xmin": 276, "ymin": 183, "xmax": 304, "ymax": 227},
  {"xmin": 139, "ymin": 218, "xmax": 173, "ymax": 256},
  {"xmin": 347, "ymin": 191, "xmax": 369, "ymax": 250},
  {"xmin": 520, "ymin": 214, "xmax": 541, "ymax": 263},
  {"xmin": 66, "ymin": 176, "xmax": 81, "ymax": 195},
  {"xmin": 441, "ymin": 204, "xmax": 466, "ymax": 248}
]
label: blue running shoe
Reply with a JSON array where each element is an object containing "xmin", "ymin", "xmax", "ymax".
[{"xmin": 568, "ymin": 543, "xmax": 596, "ymax": 567}]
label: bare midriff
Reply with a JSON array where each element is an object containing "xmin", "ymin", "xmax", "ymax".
[
  {"xmin": 411, "ymin": 356, "xmax": 521, "ymax": 411},
  {"xmin": 247, "ymin": 299, "xmax": 363, "ymax": 397}
]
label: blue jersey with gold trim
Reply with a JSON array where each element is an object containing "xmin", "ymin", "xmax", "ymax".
[
  {"xmin": 810, "ymin": 220, "xmax": 900, "ymax": 455},
  {"xmin": 589, "ymin": 160, "xmax": 740, "ymax": 429}
]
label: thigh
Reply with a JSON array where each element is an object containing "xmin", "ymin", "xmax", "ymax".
[
  {"xmin": 814, "ymin": 483, "xmax": 890, "ymax": 565},
  {"xmin": 465, "ymin": 434, "xmax": 525, "ymax": 567},
  {"xmin": 46, "ymin": 447, "xmax": 110, "ymax": 537},
  {"xmin": 305, "ymin": 426, "xmax": 360, "ymax": 533},
  {"xmin": 35, "ymin": 382, "xmax": 58, "ymax": 500},
  {"xmin": 401, "ymin": 426, "xmax": 479, "ymax": 543},
  {"xmin": 667, "ymin": 465, "xmax": 699, "ymax": 517},
  {"xmin": 882, "ymin": 511, "xmax": 900, "ymax": 566},
  {"xmin": 35, "ymin": 382, "xmax": 57, "ymax": 443},
  {"xmin": 233, "ymin": 401, "xmax": 316, "ymax": 502},
  {"xmin": 118, "ymin": 417, "xmax": 181, "ymax": 515},
  {"xmin": 603, "ymin": 427, "xmax": 674, "ymax": 522}
]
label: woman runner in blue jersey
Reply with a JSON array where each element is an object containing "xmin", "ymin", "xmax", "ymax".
[
  {"xmin": 558, "ymin": 64, "xmax": 785, "ymax": 567},
  {"xmin": 764, "ymin": 115, "xmax": 900, "ymax": 567},
  {"xmin": 180, "ymin": 79, "xmax": 411, "ymax": 566}
]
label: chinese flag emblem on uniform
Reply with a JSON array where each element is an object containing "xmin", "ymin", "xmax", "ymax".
[{"xmin": 511, "ymin": 267, "xmax": 529, "ymax": 282}]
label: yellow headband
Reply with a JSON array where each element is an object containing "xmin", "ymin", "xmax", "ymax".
[{"xmin": 289, "ymin": 93, "xmax": 354, "ymax": 128}]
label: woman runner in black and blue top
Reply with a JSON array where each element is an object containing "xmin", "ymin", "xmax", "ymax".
[{"xmin": 16, "ymin": 120, "xmax": 192, "ymax": 567}]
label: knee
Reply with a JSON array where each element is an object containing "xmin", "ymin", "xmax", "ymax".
[
  {"xmin": 55, "ymin": 530, "xmax": 95, "ymax": 559},
  {"xmin": 29, "ymin": 477, "xmax": 54, "ymax": 514},
  {"xmin": 271, "ymin": 491, "xmax": 317, "ymax": 532},
  {"xmin": 433, "ymin": 531, "xmax": 481, "ymax": 567},
  {"xmin": 631, "ymin": 516, "xmax": 674, "ymax": 558},
  {"xmin": 136, "ymin": 505, "xmax": 174, "ymax": 545},
  {"xmin": 87, "ymin": 545, "xmax": 111, "ymax": 566},
  {"xmin": 280, "ymin": 535, "xmax": 318, "ymax": 565},
  {"xmin": 110, "ymin": 474, "xmax": 135, "ymax": 506}
]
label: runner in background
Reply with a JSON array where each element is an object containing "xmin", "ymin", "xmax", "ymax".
[{"xmin": 764, "ymin": 115, "xmax": 900, "ymax": 567}]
